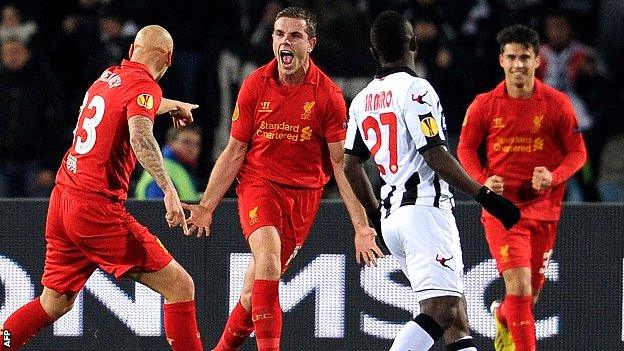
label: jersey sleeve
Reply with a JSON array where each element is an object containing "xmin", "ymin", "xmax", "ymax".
[
  {"xmin": 403, "ymin": 82, "xmax": 446, "ymax": 154},
  {"xmin": 344, "ymin": 101, "xmax": 370, "ymax": 158},
  {"xmin": 125, "ymin": 79, "xmax": 162, "ymax": 122},
  {"xmin": 322, "ymin": 88, "xmax": 348, "ymax": 143},
  {"xmin": 230, "ymin": 77, "xmax": 257, "ymax": 143},
  {"xmin": 550, "ymin": 95, "xmax": 587, "ymax": 186},
  {"xmin": 457, "ymin": 97, "xmax": 488, "ymax": 183}
]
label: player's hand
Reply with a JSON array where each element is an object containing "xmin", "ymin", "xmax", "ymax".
[
  {"xmin": 181, "ymin": 203, "xmax": 213, "ymax": 237},
  {"xmin": 475, "ymin": 186, "xmax": 521, "ymax": 230},
  {"xmin": 532, "ymin": 166, "xmax": 553, "ymax": 190},
  {"xmin": 170, "ymin": 101, "xmax": 199, "ymax": 128},
  {"xmin": 354, "ymin": 226, "xmax": 384, "ymax": 267},
  {"xmin": 163, "ymin": 187, "xmax": 189, "ymax": 235},
  {"xmin": 484, "ymin": 175, "xmax": 504, "ymax": 195}
]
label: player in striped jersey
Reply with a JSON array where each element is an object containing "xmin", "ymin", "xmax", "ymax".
[{"xmin": 344, "ymin": 11, "xmax": 520, "ymax": 351}]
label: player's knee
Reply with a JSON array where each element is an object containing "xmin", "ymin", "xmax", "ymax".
[
  {"xmin": 436, "ymin": 304, "xmax": 460, "ymax": 330},
  {"xmin": 174, "ymin": 270, "xmax": 195, "ymax": 300},
  {"xmin": 41, "ymin": 297, "xmax": 75, "ymax": 320},
  {"xmin": 240, "ymin": 291, "xmax": 252, "ymax": 308},
  {"xmin": 502, "ymin": 267, "xmax": 532, "ymax": 295},
  {"xmin": 505, "ymin": 277, "xmax": 532, "ymax": 296},
  {"xmin": 253, "ymin": 253, "xmax": 281, "ymax": 280},
  {"xmin": 159, "ymin": 267, "xmax": 195, "ymax": 302},
  {"xmin": 421, "ymin": 296, "xmax": 461, "ymax": 331}
]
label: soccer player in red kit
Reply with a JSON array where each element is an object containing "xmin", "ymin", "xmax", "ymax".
[
  {"xmin": 0, "ymin": 26, "xmax": 204, "ymax": 351},
  {"xmin": 182, "ymin": 7, "xmax": 383, "ymax": 351},
  {"xmin": 457, "ymin": 25, "xmax": 587, "ymax": 351}
]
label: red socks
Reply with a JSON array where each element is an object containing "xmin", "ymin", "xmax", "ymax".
[
  {"xmin": 213, "ymin": 302, "xmax": 254, "ymax": 351},
  {"xmin": 497, "ymin": 299, "xmax": 509, "ymax": 327},
  {"xmin": 2, "ymin": 298, "xmax": 203, "ymax": 351},
  {"xmin": 163, "ymin": 300, "xmax": 204, "ymax": 351},
  {"xmin": 2, "ymin": 297, "xmax": 54, "ymax": 350},
  {"xmin": 251, "ymin": 279, "xmax": 281, "ymax": 351},
  {"xmin": 504, "ymin": 294, "xmax": 536, "ymax": 351}
]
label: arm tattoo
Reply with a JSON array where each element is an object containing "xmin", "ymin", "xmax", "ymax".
[{"xmin": 128, "ymin": 115, "xmax": 172, "ymax": 192}]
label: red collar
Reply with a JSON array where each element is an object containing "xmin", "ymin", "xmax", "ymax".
[{"xmin": 494, "ymin": 78, "xmax": 544, "ymax": 100}]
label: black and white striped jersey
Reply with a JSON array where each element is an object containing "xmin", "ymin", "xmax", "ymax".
[{"xmin": 345, "ymin": 67, "xmax": 453, "ymax": 216}]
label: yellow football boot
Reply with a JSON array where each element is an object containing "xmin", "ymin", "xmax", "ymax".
[{"xmin": 491, "ymin": 300, "xmax": 515, "ymax": 351}]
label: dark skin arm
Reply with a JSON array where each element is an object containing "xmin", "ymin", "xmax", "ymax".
[
  {"xmin": 346, "ymin": 145, "xmax": 482, "ymax": 203},
  {"xmin": 344, "ymin": 154, "xmax": 379, "ymax": 215},
  {"xmin": 422, "ymin": 145, "xmax": 481, "ymax": 198}
]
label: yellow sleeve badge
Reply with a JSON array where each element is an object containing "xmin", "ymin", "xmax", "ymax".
[
  {"xmin": 136, "ymin": 94, "xmax": 154, "ymax": 109},
  {"xmin": 232, "ymin": 104, "xmax": 240, "ymax": 122},
  {"xmin": 420, "ymin": 116, "xmax": 439, "ymax": 137}
]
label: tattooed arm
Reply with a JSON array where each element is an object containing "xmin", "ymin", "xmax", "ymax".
[
  {"xmin": 129, "ymin": 115, "xmax": 188, "ymax": 233},
  {"xmin": 129, "ymin": 115, "xmax": 172, "ymax": 190}
]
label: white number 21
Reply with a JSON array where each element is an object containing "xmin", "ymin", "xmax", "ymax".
[{"xmin": 74, "ymin": 92, "xmax": 105, "ymax": 155}]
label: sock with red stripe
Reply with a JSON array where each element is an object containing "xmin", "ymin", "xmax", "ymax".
[
  {"xmin": 163, "ymin": 300, "xmax": 204, "ymax": 351},
  {"xmin": 505, "ymin": 294, "xmax": 536, "ymax": 351},
  {"xmin": 251, "ymin": 279, "xmax": 281, "ymax": 351},
  {"xmin": 2, "ymin": 297, "xmax": 55, "ymax": 350},
  {"xmin": 213, "ymin": 301, "xmax": 254, "ymax": 351}
]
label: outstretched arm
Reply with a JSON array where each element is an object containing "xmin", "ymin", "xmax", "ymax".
[
  {"xmin": 129, "ymin": 115, "xmax": 188, "ymax": 234},
  {"xmin": 183, "ymin": 136, "xmax": 247, "ymax": 236},
  {"xmin": 344, "ymin": 154, "xmax": 379, "ymax": 215},
  {"xmin": 328, "ymin": 141, "xmax": 383, "ymax": 266},
  {"xmin": 344, "ymin": 153, "xmax": 385, "ymax": 253},
  {"xmin": 157, "ymin": 98, "xmax": 199, "ymax": 128},
  {"xmin": 423, "ymin": 145, "xmax": 481, "ymax": 197},
  {"xmin": 423, "ymin": 145, "xmax": 520, "ymax": 229}
]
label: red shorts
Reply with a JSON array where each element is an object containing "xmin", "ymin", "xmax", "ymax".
[
  {"xmin": 236, "ymin": 177, "xmax": 322, "ymax": 271},
  {"xmin": 42, "ymin": 186, "xmax": 172, "ymax": 293},
  {"xmin": 482, "ymin": 216, "xmax": 558, "ymax": 291}
]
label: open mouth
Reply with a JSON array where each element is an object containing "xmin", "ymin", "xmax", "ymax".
[{"xmin": 280, "ymin": 50, "xmax": 294, "ymax": 65}]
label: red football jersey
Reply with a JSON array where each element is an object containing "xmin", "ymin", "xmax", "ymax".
[
  {"xmin": 56, "ymin": 60, "xmax": 162, "ymax": 201},
  {"xmin": 231, "ymin": 59, "xmax": 347, "ymax": 189},
  {"xmin": 457, "ymin": 79, "xmax": 587, "ymax": 221}
]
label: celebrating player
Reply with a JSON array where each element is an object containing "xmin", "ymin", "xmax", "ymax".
[
  {"xmin": 181, "ymin": 7, "xmax": 382, "ymax": 351},
  {"xmin": 0, "ymin": 25, "xmax": 204, "ymax": 351},
  {"xmin": 457, "ymin": 24, "xmax": 587, "ymax": 351},
  {"xmin": 344, "ymin": 10, "xmax": 520, "ymax": 351}
]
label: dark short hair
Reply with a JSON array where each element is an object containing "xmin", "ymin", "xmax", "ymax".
[
  {"xmin": 370, "ymin": 10, "xmax": 411, "ymax": 62},
  {"xmin": 496, "ymin": 24, "xmax": 540, "ymax": 54},
  {"xmin": 275, "ymin": 7, "xmax": 317, "ymax": 38}
]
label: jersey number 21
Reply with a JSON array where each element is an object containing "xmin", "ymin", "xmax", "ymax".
[{"xmin": 362, "ymin": 112, "xmax": 398, "ymax": 175}]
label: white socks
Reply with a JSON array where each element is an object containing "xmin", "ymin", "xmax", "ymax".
[{"xmin": 389, "ymin": 320, "xmax": 435, "ymax": 351}]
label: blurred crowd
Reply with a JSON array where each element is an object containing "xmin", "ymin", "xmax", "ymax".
[{"xmin": 1, "ymin": 0, "xmax": 622, "ymax": 201}]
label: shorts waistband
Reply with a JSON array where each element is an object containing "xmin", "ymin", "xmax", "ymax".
[
  {"xmin": 56, "ymin": 185, "xmax": 121, "ymax": 203},
  {"xmin": 383, "ymin": 197, "xmax": 453, "ymax": 218}
]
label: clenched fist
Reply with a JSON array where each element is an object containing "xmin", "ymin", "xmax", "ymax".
[{"xmin": 532, "ymin": 166, "xmax": 553, "ymax": 190}]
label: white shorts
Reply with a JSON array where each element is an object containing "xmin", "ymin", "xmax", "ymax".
[{"xmin": 382, "ymin": 205, "xmax": 464, "ymax": 301}]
